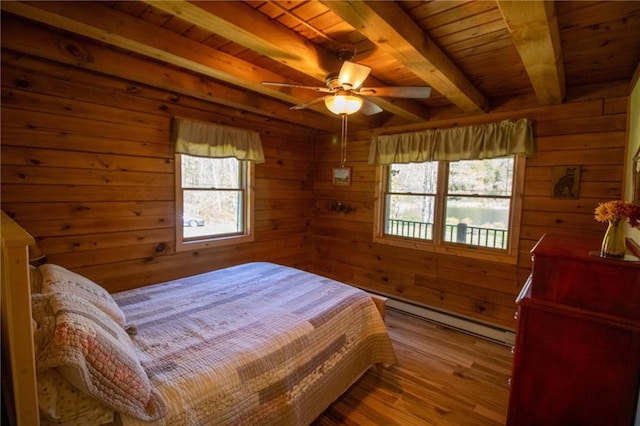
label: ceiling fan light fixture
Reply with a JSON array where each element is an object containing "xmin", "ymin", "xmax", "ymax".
[{"xmin": 325, "ymin": 94, "xmax": 363, "ymax": 115}]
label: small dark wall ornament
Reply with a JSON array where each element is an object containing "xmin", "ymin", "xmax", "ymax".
[
  {"xmin": 328, "ymin": 201, "xmax": 354, "ymax": 214},
  {"xmin": 552, "ymin": 166, "xmax": 580, "ymax": 199}
]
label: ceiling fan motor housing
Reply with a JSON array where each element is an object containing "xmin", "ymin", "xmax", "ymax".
[
  {"xmin": 335, "ymin": 43, "xmax": 356, "ymax": 63},
  {"xmin": 325, "ymin": 44, "xmax": 357, "ymax": 89},
  {"xmin": 325, "ymin": 72, "xmax": 341, "ymax": 90}
]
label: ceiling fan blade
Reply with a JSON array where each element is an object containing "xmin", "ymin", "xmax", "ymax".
[
  {"xmin": 356, "ymin": 86, "xmax": 432, "ymax": 98},
  {"xmin": 338, "ymin": 61, "xmax": 371, "ymax": 90},
  {"xmin": 262, "ymin": 81, "xmax": 332, "ymax": 93},
  {"xmin": 360, "ymin": 99, "xmax": 384, "ymax": 116},
  {"xmin": 290, "ymin": 95, "xmax": 331, "ymax": 110}
]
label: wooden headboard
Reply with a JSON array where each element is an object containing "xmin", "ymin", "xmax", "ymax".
[{"xmin": 1, "ymin": 211, "xmax": 40, "ymax": 425}]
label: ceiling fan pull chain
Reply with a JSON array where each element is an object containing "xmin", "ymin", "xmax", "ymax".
[{"xmin": 340, "ymin": 113, "xmax": 347, "ymax": 167}]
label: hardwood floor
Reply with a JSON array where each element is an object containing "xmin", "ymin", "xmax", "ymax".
[{"xmin": 313, "ymin": 309, "xmax": 513, "ymax": 426}]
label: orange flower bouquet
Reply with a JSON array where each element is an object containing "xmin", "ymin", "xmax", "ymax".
[
  {"xmin": 594, "ymin": 200, "xmax": 640, "ymax": 227},
  {"xmin": 594, "ymin": 200, "xmax": 640, "ymax": 258}
]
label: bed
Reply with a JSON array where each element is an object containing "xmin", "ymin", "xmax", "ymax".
[{"xmin": 1, "ymin": 211, "xmax": 396, "ymax": 426}]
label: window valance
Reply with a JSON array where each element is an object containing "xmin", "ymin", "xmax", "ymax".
[
  {"xmin": 368, "ymin": 118, "xmax": 533, "ymax": 165},
  {"xmin": 172, "ymin": 117, "xmax": 265, "ymax": 164}
]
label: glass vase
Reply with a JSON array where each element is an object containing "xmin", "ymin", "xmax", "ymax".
[{"xmin": 600, "ymin": 219, "xmax": 626, "ymax": 258}]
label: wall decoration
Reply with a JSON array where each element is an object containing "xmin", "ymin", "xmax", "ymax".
[
  {"xmin": 328, "ymin": 201, "xmax": 354, "ymax": 214},
  {"xmin": 551, "ymin": 166, "xmax": 580, "ymax": 199},
  {"xmin": 332, "ymin": 167, "xmax": 351, "ymax": 186}
]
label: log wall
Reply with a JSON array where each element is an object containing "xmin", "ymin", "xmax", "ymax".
[
  {"xmin": 312, "ymin": 89, "xmax": 628, "ymax": 330},
  {"xmin": 0, "ymin": 15, "xmax": 630, "ymax": 329},
  {"xmin": 1, "ymin": 33, "xmax": 315, "ymax": 293}
]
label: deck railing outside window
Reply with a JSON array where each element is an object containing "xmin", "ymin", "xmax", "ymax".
[{"xmin": 387, "ymin": 219, "xmax": 508, "ymax": 249}]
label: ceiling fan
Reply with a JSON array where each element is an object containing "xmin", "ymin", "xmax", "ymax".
[{"xmin": 261, "ymin": 45, "xmax": 431, "ymax": 116}]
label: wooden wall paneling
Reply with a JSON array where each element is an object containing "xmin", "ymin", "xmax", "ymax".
[
  {"xmin": 535, "ymin": 114, "xmax": 627, "ymax": 136},
  {"xmin": 312, "ymin": 130, "xmax": 524, "ymax": 328},
  {"xmin": 411, "ymin": 283, "xmax": 518, "ymax": 330},
  {"xmin": 315, "ymin": 228, "xmax": 521, "ymax": 328},
  {"xmin": 1, "ymin": 36, "xmax": 315, "ymax": 292},
  {"xmin": 36, "ymin": 228, "xmax": 173, "ymax": 257},
  {"xmin": 0, "ymin": 11, "xmax": 630, "ymax": 330},
  {"xmin": 251, "ymin": 133, "xmax": 314, "ymax": 247},
  {"xmin": 1, "ymin": 54, "xmax": 317, "ymax": 141},
  {"xmin": 436, "ymin": 260, "xmax": 518, "ymax": 294},
  {"xmin": 536, "ymin": 131, "xmax": 626, "ymax": 150},
  {"xmin": 0, "ymin": 201, "xmax": 171, "ymax": 222},
  {"xmin": 1, "ymin": 108, "xmax": 168, "ymax": 147},
  {"xmin": 6, "ymin": 215, "xmax": 173, "ymax": 240},
  {"xmin": 525, "ymin": 164, "xmax": 624, "ymax": 183},
  {"xmin": 312, "ymin": 95, "xmax": 628, "ymax": 330},
  {"xmin": 604, "ymin": 96, "xmax": 631, "ymax": 115},
  {"xmin": 317, "ymin": 237, "xmax": 437, "ymax": 279},
  {"xmin": 44, "ymin": 241, "xmax": 175, "ymax": 271},
  {"xmin": 417, "ymin": 271, "xmax": 519, "ymax": 310},
  {"xmin": 312, "ymin": 218, "xmax": 373, "ymax": 244},
  {"xmin": 0, "ymin": 15, "xmax": 337, "ymax": 132},
  {"xmin": 2, "ymin": 184, "xmax": 173, "ymax": 204},
  {"xmin": 1, "ymin": 87, "xmax": 167, "ymax": 131},
  {"xmin": 75, "ymin": 235, "xmax": 313, "ymax": 294},
  {"xmin": 523, "ymin": 180, "xmax": 621, "ymax": 200},
  {"xmin": 1, "ymin": 164, "xmax": 173, "ymax": 188},
  {"xmin": 527, "ymin": 148, "xmax": 625, "ymax": 167},
  {"xmin": 1, "ymin": 127, "xmax": 171, "ymax": 158},
  {"xmin": 315, "ymin": 200, "xmax": 373, "ymax": 224},
  {"xmin": 0, "ymin": 145, "xmax": 173, "ymax": 174}
]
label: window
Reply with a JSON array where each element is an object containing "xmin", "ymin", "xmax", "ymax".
[
  {"xmin": 171, "ymin": 117, "xmax": 263, "ymax": 251},
  {"xmin": 175, "ymin": 154, "xmax": 254, "ymax": 250},
  {"xmin": 375, "ymin": 156, "xmax": 524, "ymax": 264}
]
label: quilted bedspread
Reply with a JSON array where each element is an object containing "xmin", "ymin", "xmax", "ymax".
[{"xmin": 112, "ymin": 262, "xmax": 397, "ymax": 426}]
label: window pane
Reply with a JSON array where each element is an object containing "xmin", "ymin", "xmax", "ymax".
[
  {"xmin": 181, "ymin": 156, "xmax": 240, "ymax": 189},
  {"xmin": 389, "ymin": 162, "xmax": 438, "ymax": 194},
  {"xmin": 448, "ymin": 158, "xmax": 513, "ymax": 196},
  {"xmin": 444, "ymin": 196, "xmax": 510, "ymax": 249},
  {"xmin": 183, "ymin": 189, "xmax": 242, "ymax": 238},
  {"xmin": 385, "ymin": 194, "xmax": 435, "ymax": 240}
]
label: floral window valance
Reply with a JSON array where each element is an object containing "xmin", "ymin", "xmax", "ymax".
[
  {"xmin": 368, "ymin": 118, "xmax": 533, "ymax": 165},
  {"xmin": 172, "ymin": 117, "xmax": 265, "ymax": 164}
]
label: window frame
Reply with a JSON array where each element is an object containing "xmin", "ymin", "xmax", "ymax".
[
  {"xmin": 373, "ymin": 156, "xmax": 525, "ymax": 265},
  {"xmin": 174, "ymin": 154, "xmax": 255, "ymax": 252}
]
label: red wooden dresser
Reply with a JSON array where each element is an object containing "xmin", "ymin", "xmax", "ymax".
[{"xmin": 507, "ymin": 233, "xmax": 640, "ymax": 425}]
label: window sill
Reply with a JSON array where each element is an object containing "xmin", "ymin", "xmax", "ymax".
[
  {"xmin": 373, "ymin": 235, "xmax": 518, "ymax": 265},
  {"xmin": 176, "ymin": 233, "xmax": 254, "ymax": 252}
]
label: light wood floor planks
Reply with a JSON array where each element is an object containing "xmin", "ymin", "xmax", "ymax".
[{"xmin": 313, "ymin": 309, "xmax": 513, "ymax": 426}]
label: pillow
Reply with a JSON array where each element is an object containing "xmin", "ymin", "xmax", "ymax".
[
  {"xmin": 30, "ymin": 265, "xmax": 43, "ymax": 294},
  {"xmin": 38, "ymin": 368, "xmax": 114, "ymax": 426},
  {"xmin": 39, "ymin": 264, "xmax": 127, "ymax": 328},
  {"xmin": 32, "ymin": 292, "xmax": 166, "ymax": 421}
]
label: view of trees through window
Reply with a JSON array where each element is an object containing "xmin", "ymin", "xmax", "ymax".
[
  {"xmin": 386, "ymin": 157, "xmax": 514, "ymax": 249},
  {"xmin": 387, "ymin": 162, "xmax": 438, "ymax": 239},
  {"xmin": 181, "ymin": 155, "xmax": 243, "ymax": 239}
]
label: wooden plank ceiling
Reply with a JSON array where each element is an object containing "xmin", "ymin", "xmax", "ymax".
[{"xmin": 2, "ymin": 0, "xmax": 640, "ymax": 133}]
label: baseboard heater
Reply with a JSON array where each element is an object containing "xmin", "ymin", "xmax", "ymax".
[{"xmin": 385, "ymin": 297, "xmax": 516, "ymax": 346}]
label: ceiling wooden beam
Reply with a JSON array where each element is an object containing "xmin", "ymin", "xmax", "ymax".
[
  {"xmin": 141, "ymin": 0, "xmax": 335, "ymax": 82},
  {"xmin": 1, "ymin": 0, "xmax": 377, "ymax": 128},
  {"xmin": 497, "ymin": 0, "xmax": 566, "ymax": 105},
  {"xmin": 322, "ymin": 0, "xmax": 490, "ymax": 114},
  {"xmin": 143, "ymin": 0, "xmax": 431, "ymax": 123}
]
